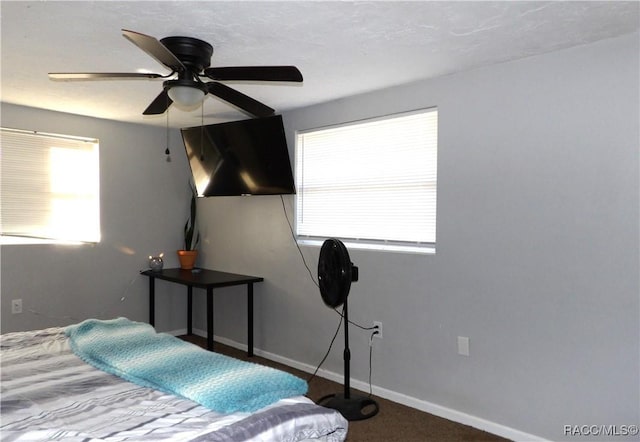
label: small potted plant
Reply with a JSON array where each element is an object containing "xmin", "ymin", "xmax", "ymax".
[{"xmin": 177, "ymin": 183, "xmax": 200, "ymax": 270}]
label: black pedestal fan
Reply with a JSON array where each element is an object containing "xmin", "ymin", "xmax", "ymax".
[{"xmin": 316, "ymin": 238, "xmax": 379, "ymax": 421}]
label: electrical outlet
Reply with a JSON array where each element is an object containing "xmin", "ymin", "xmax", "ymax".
[
  {"xmin": 457, "ymin": 336, "xmax": 470, "ymax": 356},
  {"xmin": 11, "ymin": 299, "xmax": 22, "ymax": 314},
  {"xmin": 373, "ymin": 321, "xmax": 383, "ymax": 339}
]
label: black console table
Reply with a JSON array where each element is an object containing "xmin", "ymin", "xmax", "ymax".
[{"xmin": 140, "ymin": 268, "xmax": 263, "ymax": 356}]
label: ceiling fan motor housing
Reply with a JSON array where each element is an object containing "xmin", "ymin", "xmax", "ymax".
[
  {"xmin": 160, "ymin": 36, "xmax": 213, "ymax": 73},
  {"xmin": 160, "ymin": 36, "xmax": 213, "ymax": 100}
]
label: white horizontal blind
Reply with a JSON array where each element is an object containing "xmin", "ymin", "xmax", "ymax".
[
  {"xmin": 295, "ymin": 108, "xmax": 437, "ymax": 249},
  {"xmin": 1, "ymin": 128, "xmax": 100, "ymax": 243}
]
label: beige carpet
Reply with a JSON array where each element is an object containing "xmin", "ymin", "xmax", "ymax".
[{"xmin": 180, "ymin": 336, "xmax": 511, "ymax": 442}]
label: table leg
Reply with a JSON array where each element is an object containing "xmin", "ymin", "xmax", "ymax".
[
  {"xmin": 187, "ymin": 286, "xmax": 193, "ymax": 335},
  {"xmin": 207, "ymin": 287, "xmax": 214, "ymax": 351},
  {"xmin": 149, "ymin": 277, "xmax": 155, "ymax": 327},
  {"xmin": 248, "ymin": 283, "xmax": 254, "ymax": 357}
]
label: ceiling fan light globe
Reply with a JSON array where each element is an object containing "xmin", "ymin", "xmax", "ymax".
[{"xmin": 167, "ymin": 85, "xmax": 205, "ymax": 109}]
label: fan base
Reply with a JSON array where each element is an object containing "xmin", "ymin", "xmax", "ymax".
[{"xmin": 317, "ymin": 393, "xmax": 379, "ymax": 421}]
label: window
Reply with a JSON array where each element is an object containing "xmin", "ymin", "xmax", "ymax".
[
  {"xmin": 295, "ymin": 108, "xmax": 438, "ymax": 253},
  {"xmin": 1, "ymin": 128, "xmax": 100, "ymax": 244}
]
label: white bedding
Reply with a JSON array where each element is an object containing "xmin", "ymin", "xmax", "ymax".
[{"xmin": 0, "ymin": 327, "xmax": 348, "ymax": 441}]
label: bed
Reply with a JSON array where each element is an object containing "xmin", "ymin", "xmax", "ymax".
[{"xmin": 0, "ymin": 319, "xmax": 348, "ymax": 441}]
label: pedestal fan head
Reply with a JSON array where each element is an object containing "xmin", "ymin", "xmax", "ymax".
[{"xmin": 318, "ymin": 238, "xmax": 358, "ymax": 308}]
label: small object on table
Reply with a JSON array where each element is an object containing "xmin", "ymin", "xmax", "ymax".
[{"xmin": 148, "ymin": 254, "xmax": 164, "ymax": 272}]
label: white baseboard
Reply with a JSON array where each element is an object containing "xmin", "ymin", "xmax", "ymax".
[{"xmin": 169, "ymin": 328, "xmax": 548, "ymax": 442}]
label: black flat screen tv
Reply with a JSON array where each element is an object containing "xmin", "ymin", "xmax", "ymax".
[{"xmin": 181, "ymin": 115, "xmax": 296, "ymax": 197}]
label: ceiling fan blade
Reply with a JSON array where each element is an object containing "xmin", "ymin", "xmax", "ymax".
[
  {"xmin": 206, "ymin": 82, "xmax": 275, "ymax": 117},
  {"xmin": 204, "ymin": 66, "xmax": 303, "ymax": 82},
  {"xmin": 122, "ymin": 29, "xmax": 185, "ymax": 72},
  {"xmin": 49, "ymin": 72, "xmax": 164, "ymax": 81},
  {"xmin": 143, "ymin": 89, "xmax": 173, "ymax": 115}
]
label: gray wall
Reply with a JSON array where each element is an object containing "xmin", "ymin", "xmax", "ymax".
[
  {"xmin": 1, "ymin": 31, "xmax": 637, "ymax": 441},
  {"xmin": 195, "ymin": 32, "xmax": 639, "ymax": 441},
  {"xmin": 1, "ymin": 104, "xmax": 192, "ymax": 333}
]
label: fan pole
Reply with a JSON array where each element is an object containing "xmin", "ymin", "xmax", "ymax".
[
  {"xmin": 343, "ymin": 302, "xmax": 351, "ymax": 399},
  {"xmin": 318, "ymin": 298, "xmax": 379, "ymax": 421}
]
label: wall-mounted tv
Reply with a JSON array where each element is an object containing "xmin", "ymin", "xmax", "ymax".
[{"xmin": 181, "ymin": 115, "xmax": 295, "ymax": 197}]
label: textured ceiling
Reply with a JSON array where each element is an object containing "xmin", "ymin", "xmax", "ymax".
[{"xmin": 1, "ymin": 1, "xmax": 638, "ymax": 128}]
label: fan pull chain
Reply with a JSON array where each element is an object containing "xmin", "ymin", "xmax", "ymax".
[
  {"xmin": 199, "ymin": 105, "xmax": 205, "ymax": 161},
  {"xmin": 165, "ymin": 96, "xmax": 171, "ymax": 161}
]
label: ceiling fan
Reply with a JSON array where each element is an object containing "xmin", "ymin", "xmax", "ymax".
[{"xmin": 49, "ymin": 29, "xmax": 303, "ymax": 117}]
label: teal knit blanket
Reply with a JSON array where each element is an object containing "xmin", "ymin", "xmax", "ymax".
[{"xmin": 65, "ymin": 318, "xmax": 308, "ymax": 413}]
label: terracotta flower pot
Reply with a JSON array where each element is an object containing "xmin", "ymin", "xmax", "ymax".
[{"xmin": 177, "ymin": 250, "xmax": 198, "ymax": 270}]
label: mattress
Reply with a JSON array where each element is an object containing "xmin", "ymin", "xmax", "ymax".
[{"xmin": 0, "ymin": 326, "xmax": 348, "ymax": 441}]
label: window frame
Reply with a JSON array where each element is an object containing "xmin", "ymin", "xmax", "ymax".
[
  {"xmin": 1, "ymin": 127, "xmax": 101, "ymax": 245},
  {"xmin": 294, "ymin": 108, "xmax": 438, "ymax": 255}
]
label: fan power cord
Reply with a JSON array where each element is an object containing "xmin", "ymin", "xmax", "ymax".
[
  {"xmin": 306, "ymin": 305, "xmax": 344, "ymax": 384},
  {"xmin": 279, "ymin": 195, "xmax": 319, "ymax": 288},
  {"xmin": 368, "ymin": 329, "xmax": 379, "ymax": 397},
  {"xmin": 307, "ymin": 308, "xmax": 379, "ymax": 401},
  {"xmin": 333, "ymin": 307, "xmax": 378, "ymax": 331},
  {"xmin": 279, "ymin": 196, "xmax": 378, "ymax": 394},
  {"xmin": 278, "ymin": 197, "xmax": 374, "ymax": 333}
]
